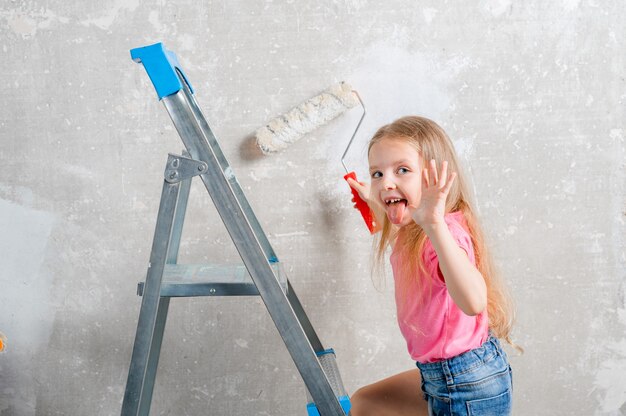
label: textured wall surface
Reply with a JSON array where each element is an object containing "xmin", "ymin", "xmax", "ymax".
[{"xmin": 1, "ymin": 1, "xmax": 625, "ymax": 415}]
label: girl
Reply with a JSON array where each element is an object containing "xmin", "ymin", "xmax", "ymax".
[{"xmin": 346, "ymin": 116, "xmax": 515, "ymax": 416}]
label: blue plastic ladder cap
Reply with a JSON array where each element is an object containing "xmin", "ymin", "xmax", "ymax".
[
  {"xmin": 339, "ymin": 395, "xmax": 352, "ymax": 414},
  {"xmin": 306, "ymin": 402, "xmax": 320, "ymax": 416},
  {"xmin": 130, "ymin": 42, "xmax": 194, "ymax": 100},
  {"xmin": 306, "ymin": 396, "xmax": 351, "ymax": 416},
  {"xmin": 316, "ymin": 348, "xmax": 335, "ymax": 357}
]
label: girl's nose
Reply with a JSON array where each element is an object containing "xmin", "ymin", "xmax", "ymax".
[{"xmin": 383, "ymin": 178, "xmax": 396, "ymax": 190}]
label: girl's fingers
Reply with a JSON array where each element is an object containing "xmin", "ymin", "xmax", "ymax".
[
  {"xmin": 442, "ymin": 171, "xmax": 457, "ymax": 193},
  {"xmin": 347, "ymin": 178, "xmax": 364, "ymax": 197},
  {"xmin": 439, "ymin": 161, "xmax": 448, "ymax": 189},
  {"xmin": 346, "ymin": 177, "xmax": 360, "ymax": 190},
  {"xmin": 425, "ymin": 159, "xmax": 453, "ymax": 189},
  {"xmin": 429, "ymin": 159, "xmax": 439, "ymax": 185},
  {"xmin": 424, "ymin": 160, "xmax": 454, "ymax": 191},
  {"xmin": 422, "ymin": 167, "xmax": 430, "ymax": 188}
]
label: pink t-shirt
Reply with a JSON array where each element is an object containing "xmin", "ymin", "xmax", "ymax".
[{"xmin": 389, "ymin": 211, "xmax": 488, "ymax": 363}]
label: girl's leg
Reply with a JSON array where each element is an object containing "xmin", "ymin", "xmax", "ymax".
[{"xmin": 349, "ymin": 369, "xmax": 428, "ymax": 416}]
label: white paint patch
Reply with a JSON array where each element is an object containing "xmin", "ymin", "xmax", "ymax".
[
  {"xmin": 593, "ymin": 339, "xmax": 626, "ymax": 414},
  {"xmin": 60, "ymin": 164, "xmax": 95, "ymax": 179},
  {"xmin": 422, "ymin": 8, "xmax": 438, "ymax": 24},
  {"xmin": 0, "ymin": 184, "xmax": 34, "ymax": 207},
  {"xmin": 234, "ymin": 338, "xmax": 249, "ymax": 348},
  {"xmin": 590, "ymin": 122, "xmax": 626, "ymax": 413},
  {"xmin": 0, "ymin": 197, "xmax": 56, "ymax": 351},
  {"xmin": 480, "ymin": 0, "xmax": 512, "ymax": 17},
  {"xmin": 272, "ymin": 231, "xmax": 309, "ymax": 238},
  {"xmin": 355, "ymin": 328, "xmax": 388, "ymax": 365},
  {"xmin": 37, "ymin": 9, "xmax": 69, "ymax": 28},
  {"xmin": 249, "ymin": 171, "xmax": 261, "ymax": 182},
  {"xmin": 452, "ymin": 136, "xmax": 476, "ymax": 161},
  {"xmin": 148, "ymin": 10, "xmax": 166, "ymax": 33},
  {"xmin": 178, "ymin": 34, "xmax": 197, "ymax": 52},
  {"xmin": 80, "ymin": 0, "xmax": 140, "ymax": 30},
  {"xmin": 562, "ymin": 0, "xmax": 581, "ymax": 12},
  {"xmin": 587, "ymin": 233, "xmax": 605, "ymax": 254},
  {"xmin": 0, "ymin": 8, "xmax": 69, "ymax": 38},
  {"xmin": 609, "ymin": 128, "xmax": 623, "ymax": 142},
  {"xmin": 6, "ymin": 14, "xmax": 37, "ymax": 37},
  {"xmin": 503, "ymin": 225, "xmax": 517, "ymax": 236}
]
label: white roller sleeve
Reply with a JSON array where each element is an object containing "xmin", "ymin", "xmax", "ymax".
[{"xmin": 256, "ymin": 82, "xmax": 359, "ymax": 154}]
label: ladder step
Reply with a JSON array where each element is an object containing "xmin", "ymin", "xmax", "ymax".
[{"xmin": 137, "ymin": 263, "xmax": 287, "ymax": 297}]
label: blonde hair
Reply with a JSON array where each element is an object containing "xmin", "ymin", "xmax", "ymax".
[{"xmin": 370, "ymin": 116, "xmax": 516, "ymax": 346}]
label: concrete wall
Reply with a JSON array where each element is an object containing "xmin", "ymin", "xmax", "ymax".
[{"xmin": 1, "ymin": 1, "xmax": 624, "ymax": 415}]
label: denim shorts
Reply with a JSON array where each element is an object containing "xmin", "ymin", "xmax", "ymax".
[{"xmin": 415, "ymin": 336, "xmax": 513, "ymax": 415}]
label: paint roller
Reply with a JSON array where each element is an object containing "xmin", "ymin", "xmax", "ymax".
[{"xmin": 255, "ymin": 82, "xmax": 377, "ymax": 233}]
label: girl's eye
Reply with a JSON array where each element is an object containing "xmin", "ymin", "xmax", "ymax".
[
  {"xmin": 397, "ymin": 167, "xmax": 409, "ymax": 174},
  {"xmin": 371, "ymin": 171, "xmax": 382, "ymax": 179}
]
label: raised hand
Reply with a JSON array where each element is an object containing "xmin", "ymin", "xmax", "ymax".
[{"xmin": 409, "ymin": 159, "xmax": 456, "ymax": 229}]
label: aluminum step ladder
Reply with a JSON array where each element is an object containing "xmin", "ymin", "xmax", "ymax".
[{"xmin": 121, "ymin": 42, "xmax": 351, "ymax": 416}]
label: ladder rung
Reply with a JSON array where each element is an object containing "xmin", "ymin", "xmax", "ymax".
[{"xmin": 136, "ymin": 263, "xmax": 287, "ymax": 297}]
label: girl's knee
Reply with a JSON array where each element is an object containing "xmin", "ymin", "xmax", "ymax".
[{"xmin": 349, "ymin": 387, "xmax": 376, "ymax": 416}]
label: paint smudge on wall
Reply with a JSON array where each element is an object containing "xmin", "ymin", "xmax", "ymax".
[
  {"xmin": 453, "ymin": 135, "xmax": 476, "ymax": 161},
  {"xmin": 590, "ymin": 126, "xmax": 626, "ymax": 414},
  {"xmin": 562, "ymin": 0, "xmax": 582, "ymax": 12},
  {"xmin": 592, "ymin": 296, "xmax": 626, "ymax": 414},
  {"xmin": 422, "ymin": 8, "xmax": 438, "ymax": 24},
  {"xmin": 355, "ymin": 328, "xmax": 388, "ymax": 365},
  {"xmin": 148, "ymin": 10, "xmax": 166, "ymax": 34},
  {"xmin": 80, "ymin": 0, "xmax": 140, "ymax": 30},
  {"xmin": 0, "ymin": 197, "xmax": 56, "ymax": 350},
  {"xmin": 178, "ymin": 34, "xmax": 197, "ymax": 52},
  {"xmin": 479, "ymin": 0, "xmax": 513, "ymax": 17},
  {"xmin": 0, "ymin": 8, "xmax": 69, "ymax": 38}
]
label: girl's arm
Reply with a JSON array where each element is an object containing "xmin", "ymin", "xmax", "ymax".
[
  {"xmin": 423, "ymin": 223, "xmax": 487, "ymax": 316},
  {"xmin": 410, "ymin": 159, "xmax": 487, "ymax": 316}
]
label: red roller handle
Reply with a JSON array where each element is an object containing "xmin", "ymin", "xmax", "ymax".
[{"xmin": 344, "ymin": 171, "xmax": 377, "ymax": 234}]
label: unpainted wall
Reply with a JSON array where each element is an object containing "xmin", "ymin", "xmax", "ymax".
[{"xmin": 0, "ymin": 1, "xmax": 625, "ymax": 415}]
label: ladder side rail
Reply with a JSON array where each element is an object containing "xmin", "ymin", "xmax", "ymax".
[
  {"xmin": 137, "ymin": 297, "xmax": 170, "ymax": 416},
  {"xmin": 137, "ymin": 172, "xmax": 192, "ymax": 414},
  {"xmin": 122, "ymin": 180, "xmax": 182, "ymax": 416},
  {"xmin": 167, "ymin": 154, "xmax": 193, "ymax": 265},
  {"xmin": 286, "ymin": 281, "xmax": 324, "ymax": 352},
  {"xmin": 161, "ymin": 90, "xmax": 345, "ymax": 416}
]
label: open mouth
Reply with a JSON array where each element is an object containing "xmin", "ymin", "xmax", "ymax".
[{"xmin": 384, "ymin": 197, "xmax": 407, "ymax": 224}]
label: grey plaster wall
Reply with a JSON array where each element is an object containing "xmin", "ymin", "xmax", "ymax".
[{"xmin": 1, "ymin": 1, "xmax": 624, "ymax": 415}]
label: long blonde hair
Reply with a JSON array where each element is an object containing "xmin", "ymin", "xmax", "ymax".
[{"xmin": 370, "ymin": 116, "xmax": 516, "ymax": 345}]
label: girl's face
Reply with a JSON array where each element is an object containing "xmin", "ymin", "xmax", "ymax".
[{"xmin": 368, "ymin": 137, "xmax": 423, "ymax": 227}]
